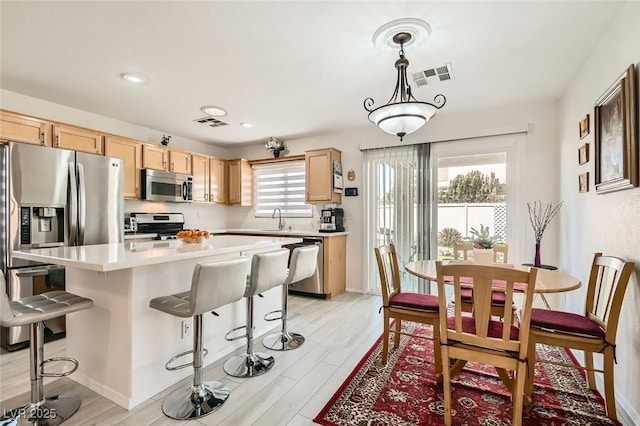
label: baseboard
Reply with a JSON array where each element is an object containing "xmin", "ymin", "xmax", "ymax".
[{"xmin": 570, "ymin": 350, "xmax": 639, "ymax": 426}]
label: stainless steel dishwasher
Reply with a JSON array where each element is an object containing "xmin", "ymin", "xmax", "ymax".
[{"xmin": 285, "ymin": 237, "xmax": 324, "ymax": 298}]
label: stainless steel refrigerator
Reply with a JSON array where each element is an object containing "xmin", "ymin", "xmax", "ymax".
[{"xmin": 1, "ymin": 142, "xmax": 123, "ymax": 350}]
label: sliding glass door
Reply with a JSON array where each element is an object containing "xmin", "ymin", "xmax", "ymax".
[{"xmin": 430, "ymin": 134, "xmax": 526, "ymax": 265}]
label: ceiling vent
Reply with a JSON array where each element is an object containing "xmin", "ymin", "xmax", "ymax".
[
  {"xmin": 412, "ymin": 62, "xmax": 454, "ymax": 87},
  {"xmin": 194, "ymin": 116, "xmax": 229, "ymax": 128}
]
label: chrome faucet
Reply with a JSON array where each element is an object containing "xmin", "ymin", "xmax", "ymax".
[{"xmin": 272, "ymin": 208, "xmax": 285, "ymax": 230}]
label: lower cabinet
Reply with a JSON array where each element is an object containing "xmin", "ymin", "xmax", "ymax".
[{"xmin": 323, "ymin": 235, "xmax": 346, "ymax": 298}]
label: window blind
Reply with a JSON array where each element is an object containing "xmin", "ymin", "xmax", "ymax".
[{"xmin": 253, "ymin": 161, "xmax": 312, "ymax": 218}]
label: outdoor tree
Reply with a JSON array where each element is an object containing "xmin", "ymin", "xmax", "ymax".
[{"xmin": 438, "ymin": 170, "xmax": 502, "ymax": 203}]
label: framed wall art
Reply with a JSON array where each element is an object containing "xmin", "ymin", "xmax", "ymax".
[
  {"xmin": 579, "ymin": 114, "xmax": 590, "ymax": 139},
  {"xmin": 594, "ymin": 64, "xmax": 638, "ymax": 194},
  {"xmin": 578, "ymin": 143, "xmax": 589, "ymax": 165},
  {"xmin": 579, "ymin": 172, "xmax": 589, "ymax": 193}
]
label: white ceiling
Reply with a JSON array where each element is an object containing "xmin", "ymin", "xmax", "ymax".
[{"xmin": 0, "ymin": 1, "xmax": 627, "ymax": 147}]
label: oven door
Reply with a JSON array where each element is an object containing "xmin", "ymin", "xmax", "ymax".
[
  {"xmin": 141, "ymin": 169, "xmax": 193, "ymax": 203},
  {"xmin": 1, "ymin": 264, "xmax": 66, "ymax": 350}
]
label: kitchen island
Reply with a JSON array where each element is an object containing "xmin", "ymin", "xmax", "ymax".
[{"xmin": 12, "ymin": 235, "xmax": 302, "ymax": 410}]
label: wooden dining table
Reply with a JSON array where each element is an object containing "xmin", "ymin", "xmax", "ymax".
[{"xmin": 405, "ymin": 260, "xmax": 582, "ymax": 309}]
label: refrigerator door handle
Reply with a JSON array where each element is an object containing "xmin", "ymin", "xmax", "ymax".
[
  {"xmin": 68, "ymin": 162, "xmax": 78, "ymax": 245},
  {"xmin": 78, "ymin": 163, "xmax": 86, "ymax": 245}
]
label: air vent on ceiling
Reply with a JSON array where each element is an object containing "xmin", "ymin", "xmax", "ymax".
[
  {"xmin": 412, "ymin": 62, "xmax": 454, "ymax": 87},
  {"xmin": 194, "ymin": 116, "xmax": 229, "ymax": 128}
]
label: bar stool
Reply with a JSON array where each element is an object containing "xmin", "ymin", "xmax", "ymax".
[
  {"xmin": 263, "ymin": 244, "xmax": 319, "ymax": 351},
  {"xmin": 0, "ymin": 270, "xmax": 93, "ymax": 426},
  {"xmin": 223, "ymin": 249, "xmax": 289, "ymax": 377},
  {"xmin": 149, "ymin": 257, "xmax": 251, "ymax": 420}
]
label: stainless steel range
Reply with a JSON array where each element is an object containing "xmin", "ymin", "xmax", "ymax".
[{"xmin": 129, "ymin": 213, "xmax": 185, "ymax": 240}]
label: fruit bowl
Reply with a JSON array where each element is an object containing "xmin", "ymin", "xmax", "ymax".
[{"xmin": 176, "ymin": 230, "xmax": 211, "ymax": 243}]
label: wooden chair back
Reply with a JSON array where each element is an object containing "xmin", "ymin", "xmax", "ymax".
[
  {"xmin": 586, "ymin": 253, "xmax": 635, "ymax": 345},
  {"xmin": 453, "ymin": 242, "xmax": 474, "ymax": 261},
  {"xmin": 493, "ymin": 244, "xmax": 509, "ymax": 263},
  {"xmin": 436, "ymin": 261, "xmax": 537, "ymax": 425},
  {"xmin": 374, "ymin": 244, "xmax": 401, "ymax": 304}
]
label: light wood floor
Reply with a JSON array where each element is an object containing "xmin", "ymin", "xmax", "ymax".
[{"xmin": 0, "ymin": 292, "xmax": 383, "ymax": 425}]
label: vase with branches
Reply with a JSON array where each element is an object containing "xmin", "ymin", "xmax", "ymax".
[
  {"xmin": 265, "ymin": 137, "xmax": 285, "ymax": 158},
  {"xmin": 527, "ymin": 200, "xmax": 563, "ymax": 267}
]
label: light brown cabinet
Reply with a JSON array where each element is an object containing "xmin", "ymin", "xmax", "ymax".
[
  {"xmin": 53, "ymin": 124, "xmax": 103, "ymax": 154},
  {"xmin": 0, "ymin": 110, "xmax": 50, "ymax": 146},
  {"xmin": 142, "ymin": 144, "xmax": 169, "ymax": 171},
  {"xmin": 227, "ymin": 159, "xmax": 252, "ymax": 206},
  {"xmin": 191, "ymin": 154, "xmax": 210, "ymax": 203},
  {"xmin": 323, "ymin": 235, "xmax": 346, "ymax": 298},
  {"xmin": 104, "ymin": 136, "xmax": 142, "ymax": 200},
  {"xmin": 169, "ymin": 150, "xmax": 192, "ymax": 174},
  {"xmin": 142, "ymin": 145, "xmax": 192, "ymax": 174},
  {"xmin": 209, "ymin": 158, "xmax": 227, "ymax": 204},
  {"xmin": 305, "ymin": 148, "xmax": 342, "ymax": 204}
]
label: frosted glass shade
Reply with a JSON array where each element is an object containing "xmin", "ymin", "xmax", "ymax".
[{"xmin": 368, "ymin": 102, "xmax": 437, "ymax": 136}]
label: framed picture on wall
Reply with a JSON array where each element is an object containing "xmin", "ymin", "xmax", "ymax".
[
  {"xmin": 578, "ymin": 143, "xmax": 589, "ymax": 165},
  {"xmin": 579, "ymin": 172, "xmax": 589, "ymax": 193},
  {"xmin": 594, "ymin": 64, "xmax": 638, "ymax": 194},
  {"xmin": 579, "ymin": 114, "xmax": 590, "ymax": 139}
]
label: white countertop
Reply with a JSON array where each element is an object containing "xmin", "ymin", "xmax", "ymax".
[
  {"xmin": 12, "ymin": 235, "xmax": 302, "ymax": 272},
  {"xmin": 221, "ymin": 229, "xmax": 348, "ymax": 238}
]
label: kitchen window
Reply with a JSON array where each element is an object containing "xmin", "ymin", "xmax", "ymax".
[{"xmin": 253, "ymin": 161, "xmax": 312, "ymax": 218}]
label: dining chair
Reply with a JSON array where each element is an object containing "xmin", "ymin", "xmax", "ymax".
[
  {"xmin": 453, "ymin": 242, "xmax": 474, "ymax": 260},
  {"xmin": 456, "ymin": 242, "xmax": 513, "ymax": 319},
  {"xmin": 436, "ymin": 261, "xmax": 537, "ymax": 426},
  {"xmin": 524, "ymin": 253, "xmax": 635, "ymax": 422},
  {"xmin": 374, "ymin": 244, "xmax": 441, "ymax": 376}
]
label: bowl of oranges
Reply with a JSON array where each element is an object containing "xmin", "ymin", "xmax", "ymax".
[{"xmin": 176, "ymin": 229, "xmax": 211, "ymax": 243}]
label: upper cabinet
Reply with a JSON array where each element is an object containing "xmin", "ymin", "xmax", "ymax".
[
  {"xmin": 305, "ymin": 148, "xmax": 342, "ymax": 204},
  {"xmin": 209, "ymin": 157, "xmax": 227, "ymax": 204},
  {"xmin": 104, "ymin": 135, "xmax": 142, "ymax": 200},
  {"xmin": 53, "ymin": 124, "xmax": 103, "ymax": 154},
  {"xmin": 169, "ymin": 150, "xmax": 192, "ymax": 174},
  {"xmin": 142, "ymin": 144, "xmax": 169, "ymax": 171},
  {"xmin": 191, "ymin": 154, "xmax": 210, "ymax": 203},
  {"xmin": 0, "ymin": 110, "xmax": 50, "ymax": 146},
  {"xmin": 227, "ymin": 159, "xmax": 252, "ymax": 206},
  {"xmin": 142, "ymin": 145, "xmax": 192, "ymax": 174}
]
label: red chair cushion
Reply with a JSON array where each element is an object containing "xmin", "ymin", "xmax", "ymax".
[
  {"xmin": 530, "ymin": 308, "xmax": 605, "ymax": 338},
  {"xmin": 389, "ymin": 292, "xmax": 439, "ymax": 312},
  {"xmin": 460, "ymin": 288, "xmax": 508, "ymax": 305},
  {"xmin": 447, "ymin": 315, "xmax": 520, "ymax": 340}
]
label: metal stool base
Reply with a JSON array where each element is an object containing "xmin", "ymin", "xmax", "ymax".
[
  {"xmin": 223, "ymin": 352, "xmax": 274, "ymax": 377},
  {"xmin": 2, "ymin": 395, "xmax": 81, "ymax": 426},
  {"xmin": 262, "ymin": 331, "xmax": 305, "ymax": 351},
  {"xmin": 162, "ymin": 381, "xmax": 230, "ymax": 420}
]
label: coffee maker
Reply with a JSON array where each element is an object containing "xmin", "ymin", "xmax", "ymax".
[{"xmin": 319, "ymin": 208, "xmax": 345, "ymax": 233}]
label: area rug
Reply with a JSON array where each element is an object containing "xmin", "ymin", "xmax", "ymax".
[{"xmin": 314, "ymin": 323, "xmax": 618, "ymax": 426}]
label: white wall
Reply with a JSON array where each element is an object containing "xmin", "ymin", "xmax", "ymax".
[{"xmin": 558, "ymin": 2, "xmax": 640, "ymax": 423}]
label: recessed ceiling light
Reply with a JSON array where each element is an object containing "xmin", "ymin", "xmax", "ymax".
[
  {"xmin": 121, "ymin": 73, "xmax": 147, "ymax": 84},
  {"xmin": 200, "ymin": 106, "xmax": 227, "ymax": 117},
  {"xmin": 240, "ymin": 122, "xmax": 254, "ymax": 128}
]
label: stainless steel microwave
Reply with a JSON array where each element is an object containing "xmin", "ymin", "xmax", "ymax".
[{"xmin": 141, "ymin": 169, "xmax": 193, "ymax": 203}]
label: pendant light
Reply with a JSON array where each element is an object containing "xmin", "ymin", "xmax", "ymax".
[{"xmin": 364, "ymin": 32, "xmax": 446, "ymax": 141}]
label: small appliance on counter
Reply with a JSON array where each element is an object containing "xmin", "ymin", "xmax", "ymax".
[
  {"xmin": 129, "ymin": 213, "xmax": 185, "ymax": 240},
  {"xmin": 319, "ymin": 208, "xmax": 345, "ymax": 233}
]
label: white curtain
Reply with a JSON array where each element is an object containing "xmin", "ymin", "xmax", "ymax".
[{"xmin": 363, "ymin": 144, "xmax": 431, "ymax": 295}]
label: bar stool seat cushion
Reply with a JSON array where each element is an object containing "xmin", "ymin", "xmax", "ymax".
[
  {"xmin": 2, "ymin": 291, "xmax": 93, "ymax": 327},
  {"xmin": 149, "ymin": 291, "xmax": 192, "ymax": 318}
]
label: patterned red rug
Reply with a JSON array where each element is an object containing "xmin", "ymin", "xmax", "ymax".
[{"xmin": 314, "ymin": 323, "xmax": 618, "ymax": 426}]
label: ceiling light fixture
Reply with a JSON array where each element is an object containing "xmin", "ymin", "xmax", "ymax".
[
  {"xmin": 200, "ymin": 105, "xmax": 227, "ymax": 117},
  {"xmin": 240, "ymin": 122, "xmax": 254, "ymax": 128},
  {"xmin": 364, "ymin": 32, "xmax": 446, "ymax": 142},
  {"xmin": 120, "ymin": 73, "xmax": 147, "ymax": 84}
]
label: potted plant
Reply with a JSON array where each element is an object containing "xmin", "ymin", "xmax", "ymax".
[
  {"xmin": 469, "ymin": 224, "xmax": 499, "ymax": 264},
  {"xmin": 265, "ymin": 137, "xmax": 285, "ymax": 158}
]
